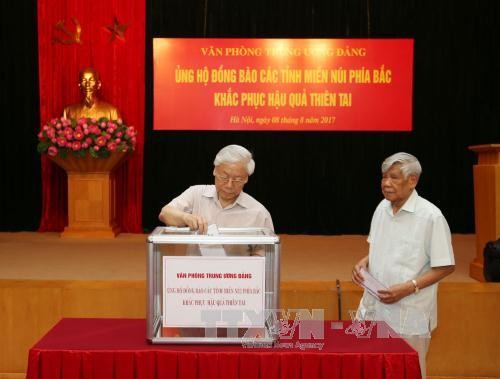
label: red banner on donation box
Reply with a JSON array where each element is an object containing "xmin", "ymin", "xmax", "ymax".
[{"xmin": 153, "ymin": 38, "xmax": 413, "ymax": 131}]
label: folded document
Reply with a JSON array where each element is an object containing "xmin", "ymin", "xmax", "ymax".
[{"xmin": 359, "ymin": 267, "xmax": 388, "ymax": 300}]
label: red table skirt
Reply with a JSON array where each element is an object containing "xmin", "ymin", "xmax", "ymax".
[{"xmin": 27, "ymin": 318, "xmax": 421, "ymax": 379}]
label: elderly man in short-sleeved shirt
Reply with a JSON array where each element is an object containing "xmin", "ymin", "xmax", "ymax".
[
  {"xmin": 352, "ymin": 152, "xmax": 455, "ymax": 379},
  {"xmin": 159, "ymin": 144, "xmax": 273, "ymax": 234},
  {"xmin": 165, "ymin": 184, "xmax": 273, "ymax": 231}
]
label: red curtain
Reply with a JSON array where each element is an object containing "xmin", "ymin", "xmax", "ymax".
[{"xmin": 37, "ymin": 0, "xmax": 145, "ymax": 232}]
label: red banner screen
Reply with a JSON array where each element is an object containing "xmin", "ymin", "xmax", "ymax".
[{"xmin": 153, "ymin": 38, "xmax": 413, "ymax": 131}]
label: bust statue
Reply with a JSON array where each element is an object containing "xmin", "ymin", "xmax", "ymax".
[{"xmin": 63, "ymin": 67, "xmax": 120, "ymax": 120}]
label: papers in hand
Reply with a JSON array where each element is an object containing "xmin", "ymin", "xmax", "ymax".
[
  {"xmin": 199, "ymin": 224, "xmax": 226, "ymax": 256},
  {"xmin": 359, "ymin": 267, "xmax": 387, "ymax": 300}
]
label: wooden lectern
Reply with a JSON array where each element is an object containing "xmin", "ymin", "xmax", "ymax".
[
  {"xmin": 468, "ymin": 144, "xmax": 500, "ymax": 281},
  {"xmin": 50, "ymin": 153, "xmax": 127, "ymax": 238}
]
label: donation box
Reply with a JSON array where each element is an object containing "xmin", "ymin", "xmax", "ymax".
[{"xmin": 147, "ymin": 227, "xmax": 280, "ymax": 344}]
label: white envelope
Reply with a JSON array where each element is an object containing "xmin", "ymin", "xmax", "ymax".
[
  {"xmin": 360, "ymin": 267, "xmax": 388, "ymax": 300},
  {"xmin": 199, "ymin": 224, "xmax": 226, "ymax": 256}
]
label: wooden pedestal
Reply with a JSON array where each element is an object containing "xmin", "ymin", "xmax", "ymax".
[
  {"xmin": 468, "ymin": 144, "xmax": 500, "ymax": 281},
  {"xmin": 50, "ymin": 153, "xmax": 126, "ymax": 238}
]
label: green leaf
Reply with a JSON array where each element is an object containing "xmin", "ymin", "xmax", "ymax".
[
  {"xmin": 37, "ymin": 141, "xmax": 50, "ymax": 153},
  {"xmin": 98, "ymin": 150, "xmax": 111, "ymax": 159}
]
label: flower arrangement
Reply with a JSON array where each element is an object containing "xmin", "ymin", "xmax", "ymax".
[{"xmin": 37, "ymin": 117, "xmax": 137, "ymax": 159}]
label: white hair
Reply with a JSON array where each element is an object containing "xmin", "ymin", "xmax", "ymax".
[
  {"xmin": 213, "ymin": 145, "xmax": 255, "ymax": 175},
  {"xmin": 382, "ymin": 152, "xmax": 422, "ymax": 178}
]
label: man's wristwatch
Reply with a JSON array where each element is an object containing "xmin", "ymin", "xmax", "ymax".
[{"xmin": 411, "ymin": 279, "xmax": 420, "ymax": 294}]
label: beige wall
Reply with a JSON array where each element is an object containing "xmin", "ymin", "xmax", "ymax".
[{"xmin": 1, "ymin": 280, "xmax": 499, "ymax": 378}]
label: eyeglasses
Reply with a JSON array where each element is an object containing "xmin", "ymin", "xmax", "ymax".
[{"xmin": 214, "ymin": 173, "xmax": 248, "ymax": 185}]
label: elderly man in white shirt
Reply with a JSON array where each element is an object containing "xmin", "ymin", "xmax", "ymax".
[
  {"xmin": 352, "ymin": 152, "xmax": 455, "ymax": 379},
  {"xmin": 159, "ymin": 144, "xmax": 273, "ymax": 234}
]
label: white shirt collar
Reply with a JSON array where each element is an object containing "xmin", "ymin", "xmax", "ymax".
[
  {"xmin": 384, "ymin": 189, "xmax": 419, "ymax": 215},
  {"xmin": 201, "ymin": 185, "xmax": 249, "ymax": 209},
  {"xmin": 401, "ymin": 189, "xmax": 419, "ymax": 213}
]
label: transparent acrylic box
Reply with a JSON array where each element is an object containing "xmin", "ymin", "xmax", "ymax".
[{"xmin": 147, "ymin": 226, "xmax": 280, "ymax": 344}]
